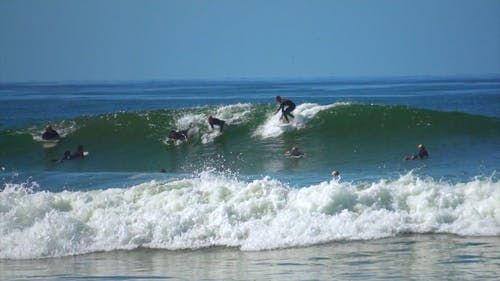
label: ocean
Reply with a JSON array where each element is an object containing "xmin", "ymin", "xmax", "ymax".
[{"xmin": 0, "ymin": 77, "xmax": 499, "ymax": 280}]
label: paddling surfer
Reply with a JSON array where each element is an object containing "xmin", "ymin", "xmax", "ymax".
[
  {"xmin": 208, "ymin": 116, "xmax": 225, "ymax": 132},
  {"xmin": 168, "ymin": 130, "xmax": 188, "ymax": 142},
  {"xmin": 403, "ymin": 144, "xmax": 429, "ymax": 160},
  {"xmin": 42, "ymin": 125, "xmax": 60, "ymax": 140},
  {"xmin": 56, "ymin": 145, "xmax": 85, "ymax": 162},
  {"xmin": 284, "ymin": 147, "xmax": 304, "ymax": 158}
]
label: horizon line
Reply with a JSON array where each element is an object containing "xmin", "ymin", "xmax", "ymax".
[{"xmin": 1, "ymin": 73, "xmax": 500, "ymax": 85}]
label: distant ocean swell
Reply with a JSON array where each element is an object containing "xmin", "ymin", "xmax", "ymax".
[{"xmin": 0, "ymin": 172, "xmax": 498, "ymax": 259}]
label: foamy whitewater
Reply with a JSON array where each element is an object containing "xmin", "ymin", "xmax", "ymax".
[
  {"xmin": 254, "ymin": 103, "xmax": 344, "ymax": 138},
  {"xmin": 1, "ymin": 171, "xmax": 498, "ymax": 259},
  {"xmin": 1, "ymin": 78, "xmax": 499, "ymax": 281}
]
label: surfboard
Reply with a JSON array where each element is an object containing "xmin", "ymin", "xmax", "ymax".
[
  {"xmin": 278, "ymin": 122, "xmax": 292, "ymax": 127},
  {"xmin": 42, "ymin": 140, "xmax": 59, "ymax": 149},
  {"xmin": 201, "ymin": 130, "xmax": 222, "ymax": 144}
]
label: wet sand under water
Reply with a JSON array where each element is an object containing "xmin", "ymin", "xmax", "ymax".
[{"xmin": 1, "ymin": 234, "xmax": 499, "ymax": 281}]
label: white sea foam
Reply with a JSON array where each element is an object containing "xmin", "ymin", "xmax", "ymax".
[
  {"xmin": 253, "ymin": 102, "xmax": 347, "ymax": 138},
  {"xmin": 1, "ymin": 172, "xmax": 498, "ymax": 259},
  {"xmin": 169, "ymin": 103, "xmax": 253, "ymax": 144}
]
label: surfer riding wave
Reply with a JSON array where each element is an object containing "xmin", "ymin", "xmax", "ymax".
[{"xmin": 275, "ymin": 96, "xmax": 296, "ymax": 123}]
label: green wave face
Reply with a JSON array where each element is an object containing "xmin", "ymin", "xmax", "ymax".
[{"xmin": 1, "ymin": 103, "xmax": 498, "ymax": 174}]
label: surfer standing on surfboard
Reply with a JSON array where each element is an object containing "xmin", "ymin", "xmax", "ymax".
[{"xmin": 274, "ymin": 96, "xmax": 296, "ymax": 123}]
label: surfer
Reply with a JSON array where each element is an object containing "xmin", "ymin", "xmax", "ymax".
[
  {"xmin": 331, "ymin": 170, "xmax": 340, "ymax": 177},
  {"xmin": 57, "ymin": 145, "xmax": 85, "ymax": 162},
  {"xmin": 274, "ymin": 96, "xmax": 296, "ymax": 123},
  {"xmin": 42, "ymin": 125, "xmax": 60, "ymax": 140},
  {"xmin": 168, "ymin": 130, "xmax": 188, "ymax": 142},
  {"xmin": 403, "ymin": 144, "xmax": 429, "ymax": 160},
  {"xmin": 285, "ymin": 147, "xmax": 304, "ymax": 158},
  {"xmin": 208, "ymin": 116, "xmax": 225, "ymax": 132}
]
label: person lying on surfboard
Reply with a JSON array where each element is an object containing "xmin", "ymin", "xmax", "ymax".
[
  {"xmin": 168, "ymin": 130, "xmax": 188, "ymax": 142},
  {"xmin": 274, "ymin": 96, "xmax": 296, "ymax": 123},
  {"xmin": 56, "ymin": 145, "xmax": 86, "ymax": 162},
  {"xmin": 208, "ymin": 116, "xmax": 225, "ymax": 132},
  {"xmin": 403, "ymin": 144, "xmax": 429, "ymax": 160},
  {"xmin": 42, "ymin": 125, "xmax": 60, "ymax": 140},
  {"xmin": 284, "ymin": 147, "xmax": 304, "ymax": 158}
]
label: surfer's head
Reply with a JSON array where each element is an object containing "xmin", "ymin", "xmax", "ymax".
[
  {"xmin": 331, "ymin": 170, "xmax": 340, "ymax": 177},
  {"xmin": 418, "ymin": 144, "xmax": 425, "ymax": 150},
  {"xmin": 275, "ymin": 96, "xmax": 282, "ymax": 102}
]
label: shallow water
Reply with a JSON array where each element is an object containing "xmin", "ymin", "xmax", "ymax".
[{"xmin": 1, "ymin": 235, "xmax": 498, "ymax": 281}]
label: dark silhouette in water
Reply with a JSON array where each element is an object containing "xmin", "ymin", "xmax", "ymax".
[
  {"xmin": 55, "ymin": 145, "xmax": 86, "ymax": 163},
  {"xmin": 168, "ymin": 130, "xmax": 188, "ymax": 142},
  {"xmin": 285, "ymin": 147, "xmax": 304, "ymax": 158},
  {"xmin": 208, "ymin": 116, "xmax": 225, "ymax": 132},
  {"xmin": 403, "ymin": 144, "xmax": 429, "ymax": 161},
  {"xmin": 42, "ymin": 125, "xmax": 60, "ymax": 140}
]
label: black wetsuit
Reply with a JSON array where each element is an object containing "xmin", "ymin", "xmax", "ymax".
[
  {"xmin": 59, "ymin": 149, "xmax": 83, "ymax": 162},
  {"xmin": 42, "ymin": 130, "xmax": 60, "ymax": 140},
  {"xmin": 69, "ymin": 151, "xmax": 84, "ymax": 159},
  {"xmin": 209, "ymin": 118, "xmax": 225, "ymax": 132},
  {"xmin": 415, "ymin": 148, "xmax": 429, "ymax": 159},
  {"xmin": 278, "ymin": 99, "xmax": 296, "ymax": 122},
  {"xmin": 169, "ymin": 131, "xmax": 187, "ymax": 141},
  {"xmin": 287, "ymin": 150, "xmax": 304, "ymax": 157}
]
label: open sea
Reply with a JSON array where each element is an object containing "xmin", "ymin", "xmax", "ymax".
[{"xmin": 0, "ymin": 77, "xmax": 499, "ymax": 280}]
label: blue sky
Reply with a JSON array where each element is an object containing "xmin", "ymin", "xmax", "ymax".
[{"xmin": 1, "ymin": 0, "xmax": 499, "ymax": 82}]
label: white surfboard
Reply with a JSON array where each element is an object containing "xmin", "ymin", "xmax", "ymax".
[
  {"xmin": 42, "ymin": 140, "xmax": 59, "ymax": 149},
  {"xmin": 201, "ymin": 130, "xmax": 222, "ymax": 144}
]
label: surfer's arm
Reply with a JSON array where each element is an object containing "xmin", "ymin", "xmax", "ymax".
[{"xmin": 275, "ymin": 104, "xmax": 284, "ymax": 114}]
